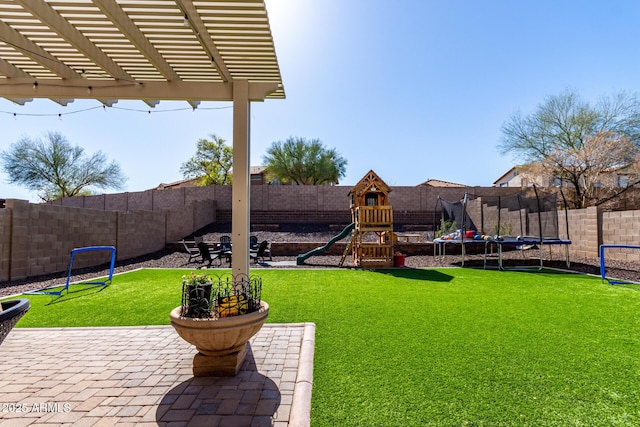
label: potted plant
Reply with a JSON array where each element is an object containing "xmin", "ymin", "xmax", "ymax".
[
  {"xmin": 169, "ymin": 269, "xmax": 269, "ymax": 377},
  {"xmin": 0, "ymin": 298, "xmax": 30, "ymax": 346},
  {"xmin": 182, "ymin": 270, "xmax": 213, "ymax": 318}
]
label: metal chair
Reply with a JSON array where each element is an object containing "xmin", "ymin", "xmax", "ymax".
[
  {"xmin": 250, "ymin": 240, "xmax": 269, "ymax": 263},
  {"xmin": 197, "ymin": 242, "xmax": 221, "ymax": 266},
  {"xmin": 182, "ymin": 239, "xmax": 201, "ymax": 263},
  {"xmin": 219, "ymin": 235, "xmax": 232, "ymax": 252}
]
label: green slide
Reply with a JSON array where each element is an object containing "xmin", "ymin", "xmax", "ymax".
[{"xmin": 296, "ymin": 222, "xmax": 355, "ymax": 265}]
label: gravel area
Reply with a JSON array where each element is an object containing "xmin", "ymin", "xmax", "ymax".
[{"xmin": 2, "ymin": 230, "xmax": 638, "ymax": 298}]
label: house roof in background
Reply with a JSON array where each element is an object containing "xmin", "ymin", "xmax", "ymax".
[
  {"xmin": 250, "ymin": 165, "xmax": 267, "ymax": 175},
  {"xmin": 492, "ymin": 166, "xmax": 519, "ymax": 185},
  {"xmin": 418, "ymin": 179, "xmax": 468, "ymax": 187}
]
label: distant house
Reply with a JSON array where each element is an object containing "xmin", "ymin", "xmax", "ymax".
[
  {"xmin": 418, "ymin": 179, "xmax": 468, "ymax": 187},
  {"xmin": 156, "ymin": 177, "xmax": 198, "ymax": 190},
  {"xmin": 494, "ymin": 165, "xmax": 640, "ymax": 188},
  {"xmin": 607, "ymin": 164, "xmax": 640, "ymax": 188},
  {"xmin": 493, "ymin": 167, "xmax": 525, "ymax": 187},
  {"xmin": 156, "ymin": 166, "xmax": 270, "ymax": 189},
  {"xmin": 250, "ymin": 166, "xmax": 269, "ymax": 185}
]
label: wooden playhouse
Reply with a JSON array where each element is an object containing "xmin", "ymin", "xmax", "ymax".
[{"xmin": 341, "ymin": 170, "xmax": 395, "ymax": 268}]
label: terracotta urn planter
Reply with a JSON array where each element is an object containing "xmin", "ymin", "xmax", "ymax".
[{"xmin": 170, "ymin": 301, "xmax": 269, "ymax": 376}]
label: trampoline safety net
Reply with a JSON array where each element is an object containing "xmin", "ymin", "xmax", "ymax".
[{"xmin": 436, "ymin": 187, "xmax": 570, "ymax": 241}]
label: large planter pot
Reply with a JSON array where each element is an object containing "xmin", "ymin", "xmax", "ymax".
[
  {"xmin": 0, "ymin": 299, "xmax": 30, "ymax": 346},
  {"xmin": 170, "ymin": 301, "xmax": 269, "ymax": 377}
]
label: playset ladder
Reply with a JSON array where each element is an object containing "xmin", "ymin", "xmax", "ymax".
[{"xmin": 339, "ymin": 232, "xmax": 355, "ymax": 267}]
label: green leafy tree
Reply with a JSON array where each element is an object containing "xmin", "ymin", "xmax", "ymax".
[
  {"xmin": 1, "ymin": 131, "xmax": 126, "ymax": 201},
  {"xmin": 180, "ymin": 134, "xmax": 233, "ymax": 185},
  {"xmin": 498, "ymin": 89, "xmax": 640, "ymax": 208},
  {"xmin": 263, "ymin": 137, "xmax": 347, "ymax": 185}
]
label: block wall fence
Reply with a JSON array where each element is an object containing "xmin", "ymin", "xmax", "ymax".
[{"xmin": 1, "ymin": 184, "xmax": 639, "ymax": 281}]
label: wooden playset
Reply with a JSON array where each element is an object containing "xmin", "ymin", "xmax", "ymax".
[{"xmin": 340, "ymin": 170, "xmax": 395, "ymax": 268}]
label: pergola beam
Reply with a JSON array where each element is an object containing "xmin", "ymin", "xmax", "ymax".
[
  {"xmin": 176, "ymin": 0, "xmax": 232, "ymax": 82},
  {"xmin": 0, "ymin": 78, "xmax": 278, "ymax": 103}
]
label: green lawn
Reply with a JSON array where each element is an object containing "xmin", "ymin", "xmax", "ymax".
[{"xmin": 7, "ymin": 268, "xmax": 640, "ymax": 426}]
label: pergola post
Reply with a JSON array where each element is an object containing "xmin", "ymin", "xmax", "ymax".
[{"xmin": 231, "ymin": 79, "xmax": 250, "ymax": 277}]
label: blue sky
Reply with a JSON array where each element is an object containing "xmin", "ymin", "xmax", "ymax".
[{"xmin": 2, "ymin": 0, "xmax": 640, "ymax": 202}]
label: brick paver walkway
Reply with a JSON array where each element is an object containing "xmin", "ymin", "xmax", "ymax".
[{"xmin": 0, "ymin": 323, "xmax": 315, "ymax": 426}]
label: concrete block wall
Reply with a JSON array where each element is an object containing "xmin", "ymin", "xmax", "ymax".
[
  {"xmin": 0, "ymin": 207, "xmax": 10, "ymax": 282},
  {"xmin": 53, "ymin": 184, "xmax": 480, "ymax": 228},
  {"xmin": 127, "ymin": 190, "xmax": 154, "ymax": 211},
  {"xmin": 5, "ymin": 200, "xmax": 30, "ymax": 280},
  {"xmin": 389, "ymin": 187, "xmax": 425, "ymax": 211},
  {"xmin": 6, "ymin": 185, "xmax": 638, "ymax": 281},
  {"xmin": 600, "ymin": 209, "xmax": 640, "ymax": 262},
  {"xmin": 465, "ymin": 198, "xmax": 483, "ymax": 232},
  {"xmin": 318, "ymin": 186, "xmax": 349, "ymax": 211},
  {"xmin": 84, "ymin": 194, "xmax": 106, "ymax": 210},
  {"xmin": 1, "ymin": 198, "xmax": 213, "ymax": 281},
  {"xmin": 116, "ymin": 210, "xmax": 166, "ymax": 260},
  {"xmin": 166, "ymin": 205, "xmax": 194, "ymax": 243},
  {"xmin": 6, "ymin": 200, "xmax": 118, "ymax": 280},
  {"xmin": 105, "ymin": 192, "xmax": 128, "ymax": 211},
  {"xmin": 193, "ymin": 200, "xmax": 217, "ymax": 232},
  {"xmin": 564, "ymin": 207, "xmax": 598, "ymax": 259},
  {"xmin": 153, "ymin": 187, "xmax": 187, "ymax": 211}
]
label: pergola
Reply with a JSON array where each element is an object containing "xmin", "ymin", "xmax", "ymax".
[{"xmin": 0, "ymin": 0, "xmax": 285, "ymax": 277}]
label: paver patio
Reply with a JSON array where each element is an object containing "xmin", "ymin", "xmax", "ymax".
[{"xmin": 0, "ymin": 323, "xmax": 314, "ymax": 426}]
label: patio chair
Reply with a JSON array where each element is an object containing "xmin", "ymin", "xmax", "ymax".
[
  {"xmin": 0, "ymin": 298, "xmax": 30, "ymax": 346},
  {"xmin": 197, "ymin": 242, "xmax": 221, "ymax": 266},
  {"xmin": 264, "ymin": 241, "xmax": 273, "ymax": 260},
  {"xmin": 250, "ymin": 235, "xmax": 259, "ymax": 250},
  {"xmin": 250, "ymin": 240, "xmax": 269, "ymax": 263},
  {"xmin": 182, "ymin": 239, "xmax": 201, "ymax": 263},
  {"xmin": 219, "ymin": 235, "xmax": 232, "ymax": 252}
]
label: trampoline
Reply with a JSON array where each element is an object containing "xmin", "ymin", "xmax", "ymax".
[{"xmin": 434, "ymin": 187, "xmax": 571, "ymax": 269}]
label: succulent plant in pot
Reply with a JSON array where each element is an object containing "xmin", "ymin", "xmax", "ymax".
[{"xmin": 181, "ymin": 269, "xmax": 214, "ymax": 318}]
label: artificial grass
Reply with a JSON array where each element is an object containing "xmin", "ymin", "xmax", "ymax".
[{"xmin": 6, "ymin": 268, "xmax": 640, "ymax": 426}]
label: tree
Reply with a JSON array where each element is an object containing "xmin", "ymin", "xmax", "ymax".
[
  {"xmin": 180, "ymin": 134, "xmax": 232, "ymax": 185},
  {"xmin": 498, "ymin": 89, "xmax": 640, "ymax": 208},
  {"xmin": 263, "ymin": 137, "xmax": 347, "ymax": 185},
  {"xmin": 1, "ymin": 131, "xmax": 126, "ymax": 201}
]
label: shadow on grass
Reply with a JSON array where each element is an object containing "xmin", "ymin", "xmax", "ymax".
[
  {"xmin": 374, "ymin": 267, "xmax": 454, "ymax": 282},
  {"xmin": 32, "ymin": 283, "xmax": 111, "ymax": 306}
]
